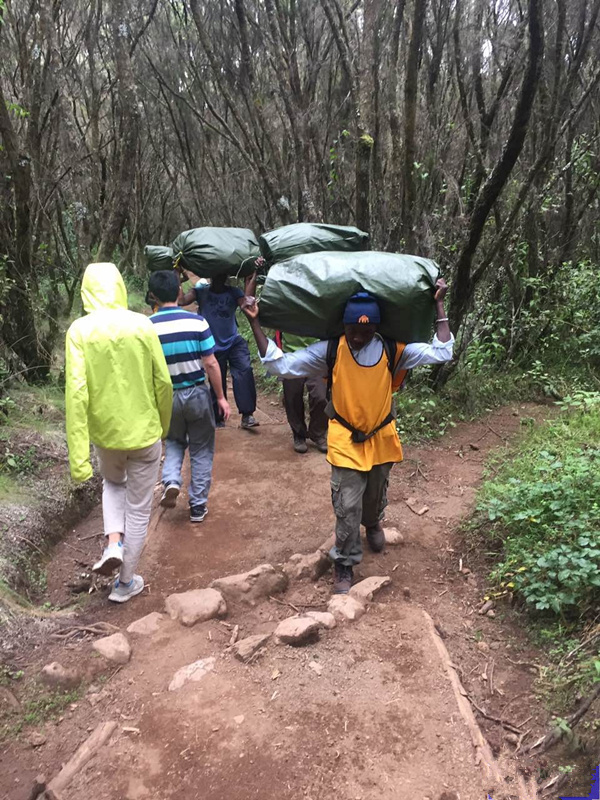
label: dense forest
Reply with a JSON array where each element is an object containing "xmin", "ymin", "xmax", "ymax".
[{"xmin": 0, "ymin": 0, "xmax": 599, "ymax": 387}]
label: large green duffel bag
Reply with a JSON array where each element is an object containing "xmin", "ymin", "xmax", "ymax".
[
  {"xmin": 258, "ymin": 251, "xmax": 440, "ymax": 343},
  {"xmin": 170, "ymin": 227, "xmax": 260, "ymax": 278},
  {"xmin": 258, "ymin": 223, "xmax": 368, "ymax": 265},
  {"xmin": 145, "ymin": 245, "xmax": 175, "ymax": 271}
]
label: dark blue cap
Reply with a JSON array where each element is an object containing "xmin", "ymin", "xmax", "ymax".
[{"xmin": 343, "ymin": 292, "xmax": 381, "ymax": 325}]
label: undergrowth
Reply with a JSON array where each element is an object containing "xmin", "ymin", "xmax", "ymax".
[
  {"xmin": 470, "ymin": 392, "xmax": 600, "ymax": 726},
  {"xmin": 475, "ymin": 392, "xmax": 600, "ymax": 616}
]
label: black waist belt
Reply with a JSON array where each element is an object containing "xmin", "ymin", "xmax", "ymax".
[{"xmin": 325, "ymin": 400, "xmax": 396, "ymax": 443}]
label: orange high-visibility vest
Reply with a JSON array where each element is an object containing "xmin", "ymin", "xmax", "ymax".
[{"xmin": 327, "ymin": 336, "xmax": 406, "ymax": 471}]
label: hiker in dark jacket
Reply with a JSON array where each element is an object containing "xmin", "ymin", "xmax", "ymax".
[
  {"xmin": 181, "ymin": 274, "xmax": 258, "ymax": 430},
  {"xmin": 276, "ymin": 331, "xmax": 328, "ymax": 454},
  {"xmin": 242, "ymin": 280, "xmax": 453, "ymax": 594}
]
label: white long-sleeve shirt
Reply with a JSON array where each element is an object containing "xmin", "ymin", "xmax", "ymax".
[{"xmin": 259, "ymin": 333, "xmax": 454, "ymax": 379}]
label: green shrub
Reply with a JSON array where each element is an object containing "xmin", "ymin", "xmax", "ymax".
[{"xmin": 477, "ymin": 396, "xmax": 600, "ymax": 615}]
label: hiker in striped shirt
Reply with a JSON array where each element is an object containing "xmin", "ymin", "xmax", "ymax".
[{"xmin": 149, "ymin": 271, "xmax": 231, "ymax": 523}]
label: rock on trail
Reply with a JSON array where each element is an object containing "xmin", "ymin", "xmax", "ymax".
[
  {"xmin": 305, "ymin": 611, "xmax": 337, "ymax": 629},
  {"xmin": 165, "ymin": 588, "xmax": 227, "ymax": 626},
  {"xmin": 127, "ymin": 612, "xmax": 165, "ymax": 636},
  {"xmin": 349, "ymin": 576, "xmax": 391, "ymax": 602},
  {"xmin": 284, "ymin": 550, "xmax": 330, "ymax": 581},
  {"xmin": 210, "ymin": 564, "xmax": 288, "ymax": 605},
  {"xmin": 92, "ymin": 633, "xmax": 131, "ymax": 665},
  {"xmin": 232, "ymin": 634, "xmax": 271, "ymax": 662},
  {"xmin": 328, "ymin": 594, "xmax": 366, "ymax": 621},
  {"xmin": 169, "ymin": 657, "xmax": 216, "ymax": 691},
  {"xmin": 275, "ymin": 616, "xmax": 320, "ymax": 646},
  {"xmin": 383, "ymin": 527, "xmax": 404, "ymax": 545},
  {"xmin": 41, "ymin": 662, "xmax": 82, "ymax": 689}
]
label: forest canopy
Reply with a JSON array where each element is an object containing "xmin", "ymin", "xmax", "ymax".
[{"xmin": 0, "ymin": 0, "xmax": 599, "ymax": 386}]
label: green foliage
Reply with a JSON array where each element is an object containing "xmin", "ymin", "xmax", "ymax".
[
  {"xmin": 395, "ymin": 384, "xmax": 457, "ymax": 442},
  {"xmin": 0, "ymin": 445, "xmax": 39, "ymax": 475},
  {"xmin": 476, "ymin": 399, "xmax": 600, "ymax": 615}
]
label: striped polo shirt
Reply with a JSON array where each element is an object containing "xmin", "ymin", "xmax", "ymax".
[{"xmin": 150, "ymin": 307, "xmax": 215, "ymax": 389}]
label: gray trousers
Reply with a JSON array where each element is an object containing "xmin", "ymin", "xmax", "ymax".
[
  {"xmin": 329, "ymin": 463, "xmax": 393, "ymax": 566},
  {"xmin": 162, "ymin": 383, "xmax": 215, "ymax": 507},
  {"xmin": 95, "ymin": 440, "xmax": 162, "ymax": 583},
  {"xmin": 282, "ymin": 377, "xmax": 328, "ymax": 441}
]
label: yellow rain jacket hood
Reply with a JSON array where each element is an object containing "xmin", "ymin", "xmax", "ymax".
[{"xmin": 65, "ymin": 263, "xmax": 173, "ymax": 482}]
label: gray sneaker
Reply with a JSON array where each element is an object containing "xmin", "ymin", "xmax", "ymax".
[
  {"xmin": 92, "ymin": 542, "xmax": 123, "ymax": 575},
  {"xmin": 241, "ymin": 414, "xmax": 259, "ymax": 429},
  {"xmin": 108, "ymin": 574, "xmax": 144, "ymax": 603}
]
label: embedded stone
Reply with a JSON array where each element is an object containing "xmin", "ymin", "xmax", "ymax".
[
  {"xmin": 41, "ymin": 662, "xmax": 81, "ymax": 689},
  {"xmin": 274, "ymin": 616, "xmax": 320, "ymax": 646},
  {"xmin": 349, "ymin": 576, "xmax": 392, "ymax": 602},
  {"xmin": 328, "ymin": 595, "xmax": 365, "ymax": 622},
  {"xmin": 284, "ymin": 551, "xmax": 330, "ymax": 581},
  {"xmin": 165, "ymin": 588, "xmax": 227, "ymax": 626},
  {"xmin": 210, "ymin": 564, "xmax": 288, "ymax": 606},
  {"xmin": 305, "ymin": 611, "xmax": 337, "ymax": 630},
  {"xmin": 92, "ymin": 633, "xmax": 131, "ymax": 665},
  {"xmin": 383, "ymin": 527, "xmax": 404, "ymax": 545},
  {"xmin": 127, "ymin": 612, "xmax": 164, "ymax": 636},
  {"xmin": 168, "ymin": 657, "xmax": 215, "ymax": 691},
  {"xmin": 317, "ymin": 535, "xmax": 336, "ymax": 554},
  {"xmin": 232, "ymin": 634, "xmax": 271, "ymax": 663}
]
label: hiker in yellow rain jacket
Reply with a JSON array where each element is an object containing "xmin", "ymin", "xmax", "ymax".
[
  {"xmin": 242, "ymin": 281, "xmax": 453, "ymax": 594},
  {"xmin": 65, "ymin": 263, "xmax": 173, "ymax": 603}
]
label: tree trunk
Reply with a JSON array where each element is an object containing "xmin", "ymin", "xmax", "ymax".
[
  {"xmin": 96, "ymin": 0, "xmax": 140, "ymax": 262},
  {"xmin": 401, "ymin": 0, "xmax": 427, "ymax": 252}
]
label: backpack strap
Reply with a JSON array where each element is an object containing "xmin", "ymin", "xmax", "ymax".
[
  {"xmin": 384, "ymin": 338, "xmax": 408, "ymax": 392},
  {"xmin": 194, "ymin": 285, "xmax": 207, "ymax": 314},
  {"xmin": 325, "ymin": 336, "xmax": 341, "ymax": 402}
]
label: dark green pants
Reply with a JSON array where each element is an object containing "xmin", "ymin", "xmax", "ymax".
[{"xmin": 329, "ymin": 463, "xmax": 393, "ymax": 566}]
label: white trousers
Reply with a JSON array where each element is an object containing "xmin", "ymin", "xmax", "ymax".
[{"xmin": 95, "ymin": 440, "xmax": 161, "ymax": 583}]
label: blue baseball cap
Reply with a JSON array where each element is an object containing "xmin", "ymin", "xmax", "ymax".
[{"xmin": 343, "ymin": 292, "xmax": 381, "ymax": 325}]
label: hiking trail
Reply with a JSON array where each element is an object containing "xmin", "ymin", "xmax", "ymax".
[{"xmin": 1, "ymin": 400, "xmax": 551, "ymax": 800}]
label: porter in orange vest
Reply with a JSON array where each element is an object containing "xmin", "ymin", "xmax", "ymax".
[{"xmin": 243, "ymin": 283, "xmax": 453, "ymax": 594}]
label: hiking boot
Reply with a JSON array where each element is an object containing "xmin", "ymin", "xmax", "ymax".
[
  {"xmin": 215, "ymin": 420, "xmax": 226, "ymax": 429},
  {"xmin": 92, "ymin": 541, "xmax": 123, "ymax": 575},
  {"xmin": 366, "ymin": 524, "xmax": 385, "ymax": 553},
  {"xmin": 241, "ymin": 414, "xmax": 259, "ymax": 429},
  {"xmin": 311, "ymin": 436, "xmax": 328, "ymax": 454},
  {"xmin": 333, "ymin": 563, "xmax": 353, "ymax": 594},
  {"xmin": 293, "ymin": 435, "xmax": 308, "ymax": 454},
  {"xmin": 109, "ymin": 574, "xmax": 144, "ymax": 603},
  {"xmin": 160, "ymin": 482, "xmax": 180, "ymax": 508},
  {"xmin": 190, "ymin": 504, "xmax": 208, "ymax": 523}
]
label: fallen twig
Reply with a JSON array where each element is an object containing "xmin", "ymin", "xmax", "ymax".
[
  {"xmin": 465, "ymin": 693, "xmax": 522, "ymax": 735},
  {"xmin": 423, "ymin": 610, "xmax": 505, "ymax": 785},
  {"xmin": 78, "ymin": 532, "xmax": 102, "ymax": 542},
  {"xmin": 528, "ymin": 683, "xmax": 600, "ymax": 754},
  {"xmin": 45, "ymin": 721, "xmax": 117, "ymax": 799},
  {"xmin": 62, "ymin": 541, "xmax": 89, "ymax": 557},
  {"xmin": 229, "ymin": 625, "xmax": 239, "ymax": 646},
  {"xmin": 486, "ymin": 422, "xmax": 508, "ymax": 443},
  {"xmin": 269, "ymin": 595, "xmax": 302, "ymax": 614}
]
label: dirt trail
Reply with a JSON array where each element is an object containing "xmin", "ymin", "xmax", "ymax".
[{"xmin": 1, "ymin": 401, "xmax": 551, "ymax": 800}]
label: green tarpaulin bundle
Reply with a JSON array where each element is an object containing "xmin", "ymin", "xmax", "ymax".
[
  {"xmin": 258, "ymin": 251, "xmax": 440, "ymax": 343},
  {"xmin": 170, "ymin": 227, "xmax": 260, "ymax": 278},
  {"xmin": 145, "ymin": 245, "xmax": 175, "ymax": 271},
  {"xmin": 258, "ymin": 223, "xmax": 368, "ymax": 265}
]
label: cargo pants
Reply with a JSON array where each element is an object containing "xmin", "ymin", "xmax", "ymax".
[{"xmin": 328, "ymin": 463, "xmax": 393, "ymax": 566}]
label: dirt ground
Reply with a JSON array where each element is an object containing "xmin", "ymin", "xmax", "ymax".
[{"xmin": 0, "ymin": 399, "xmax": 571, "ymax": 800}]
